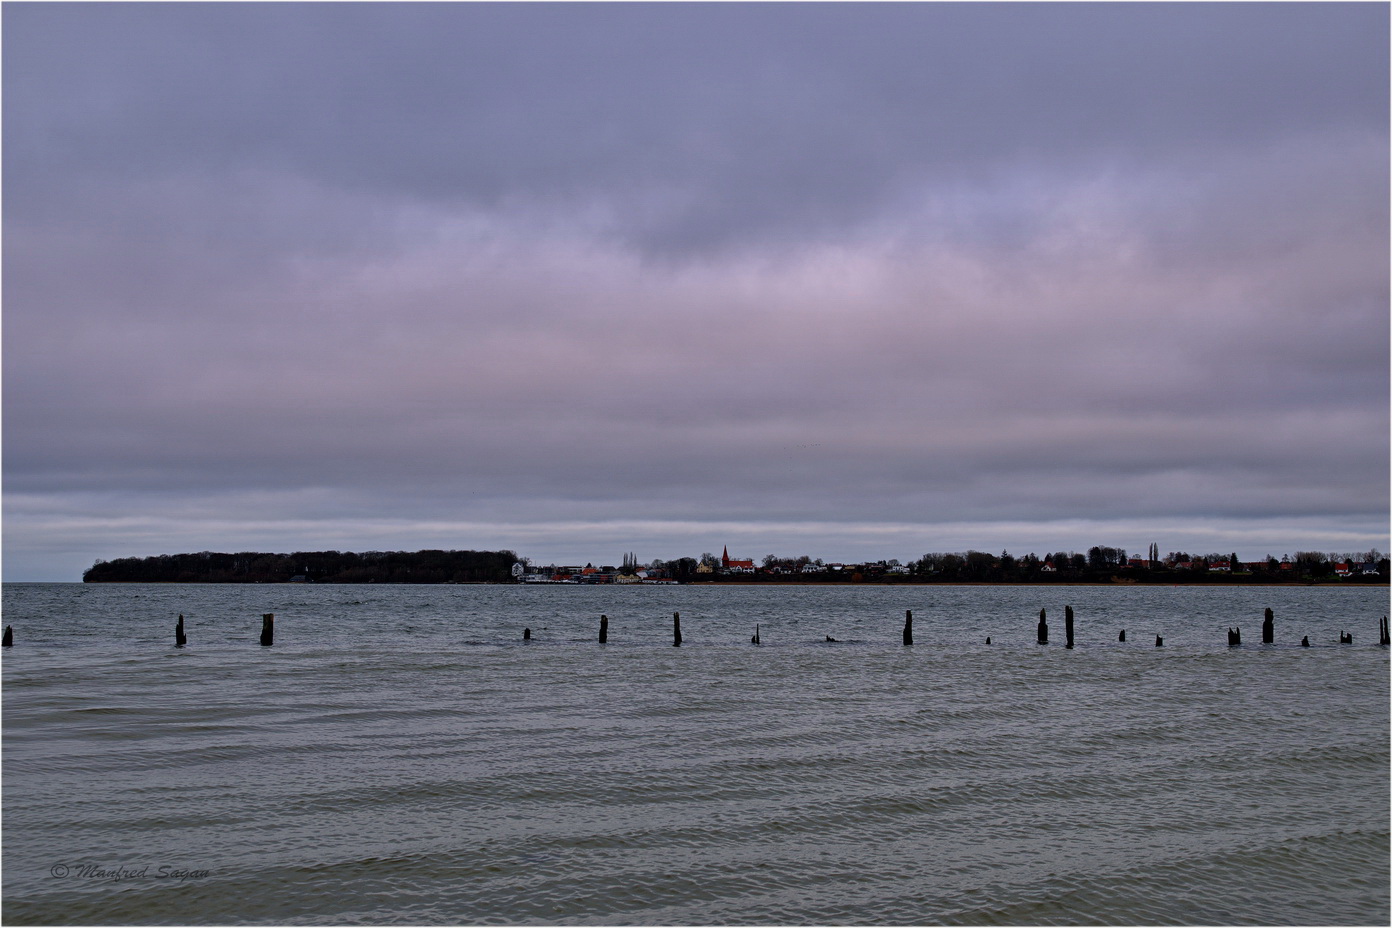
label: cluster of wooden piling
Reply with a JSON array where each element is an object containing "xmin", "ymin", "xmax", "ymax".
[
  {"xmin": 527, "ymin": 605, "xmax": 1372, "ymax": 650},
  {"xmin": 1228, "ymin": 609, "xmax": 1302, "ymax": 648},
  {"xmin": 3, "ymin": 609, "xmax": 1388, "ymax": 651}
]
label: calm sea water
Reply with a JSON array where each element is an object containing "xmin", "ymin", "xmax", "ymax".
[{"xmin": 3, "ymin": 582, "xmax": 1388, "ymax": 926}]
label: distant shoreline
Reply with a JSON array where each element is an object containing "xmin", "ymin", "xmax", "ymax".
[
  {"xmin": 681, "ymin": 579, "xmax": 1384, "ymax": 587},
  {"xmin": 70, "ymin": 578, "xmax": 1386, "ymax": 588},
  {"xmin": 79, "ymin": 549, "xmax": 1388, "ymax": 586}
]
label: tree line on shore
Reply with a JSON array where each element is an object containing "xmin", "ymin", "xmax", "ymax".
[
  {"xmin": 82, "ymin": 545, "xmax": 1389, "ymax": 584},
  {"xmin": 616, "ymin": 547, "xmax": 1387, "ymax": 584},
  {"xmin": 83, "ymin": 549, "xmax": 520, "ymax": 584},
  {"xmin": 900, "ymin": 547, "xmax": 1389, "ymax": 583}
]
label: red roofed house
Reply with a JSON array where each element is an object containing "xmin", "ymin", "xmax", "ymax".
[{"xmin": 721, "ymin": 546, "xmax": 755, "ymax": 572}]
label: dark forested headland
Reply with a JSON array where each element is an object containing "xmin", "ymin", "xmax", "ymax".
[
  {"xmin": 83, "ymin": 549, "xmax": 520, "ymax": 584},
  {"xmin": 80, "ymin": 546, "xmax": 1389, "ymax": 585}
]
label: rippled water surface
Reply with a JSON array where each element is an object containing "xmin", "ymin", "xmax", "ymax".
[{"xmin": 3, "ymin": 583, "xmax": 1388, "ymax": 925}]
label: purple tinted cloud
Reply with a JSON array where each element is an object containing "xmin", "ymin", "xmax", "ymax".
[{"xmin": 4, "ymin": 3, "xmax": 1387, "ymax": 579}]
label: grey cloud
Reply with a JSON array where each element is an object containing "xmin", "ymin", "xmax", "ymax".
[
  {"xmin": 6, "ymin": 4, "xmax": 1386, "ymax": 254},
  {"xmin": 4, "ymin": 3, "xmax": 1386, "ymax": 579}
]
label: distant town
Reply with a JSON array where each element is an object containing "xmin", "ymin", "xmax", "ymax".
[
  {"xmin": 81, "ymin": 544, "xmax": 1389, "ymax": 585},
  {"xmin": 520, "ymin": 545, "xmax": 1389, "ymax": 585}
]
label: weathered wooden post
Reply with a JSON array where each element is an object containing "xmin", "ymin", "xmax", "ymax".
[
  {"xmin": 1301, "ymin": 636, "xmax": 1310, "ymax": 647},
  {"xmin": 751, "ymin": 624, "xmax": 760, "ymax": 644},
  {"xmin": 599, "ymin": 615, "xmax": 608, "ymax": 644},
  {"xmin": 903, "ymin": 610, "xmax": 913, "ymax": 646},
  {"xmin": 2, "ymin": 625, "xmax": 12, "ymax": 647},
  {"xmin": 673, "ymin": 612, "xmax": 682, "ymax": 647},
  {"xmin": 523, "ymin": 627, "xmax": 531, "ymax": 640},
  {"xmin": 1339, "ymin": 631, "xmax": 1352, "ymax": 644},
  {"xmin": 1036, "ymin": 608, "xmax": 1048, "ymax": 645},
  {"xmin": 1262, "ymin": 608, "xmax": 1274, "ymax": 644},
  {"xmin": 1065, "ymin": 605, "xmax": 1075, "ymax": 649},
  {"xmin": 176, "ymin": 614, "xmax": 187, "ymax": 647},
  {"xmin": 1228, "ymin": 627, "xmax": 1240, "ymax": 646},
  {"xmin": 1118, "ymin": 629, "xmax": 1126, "ymax": 642},
  {"xmin": 1155, "ymin": 634, "xmax": 1163, "ymax": 647},
  {"xmin": 259, "ymin": 613, "xmax": 274, "ymax": 647},
  {"xmin": 1380, "ymin": 616, "xmax": 1389, "ymax": 647},
  {"xmin": 985, "ymin": 636, "xmax": 992, "ymax": 644}
]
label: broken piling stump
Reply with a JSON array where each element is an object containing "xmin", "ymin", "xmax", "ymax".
[
  {"xmin": 1037, "ymin": 608, "xmax": 1048, "ymax": 645},
  {"xmin": 523, "ymin": 627, "xmax": 531, "ymax": 641},
  {"xmin": 751, "ymin": 624, "xmax": 760, "ymax": 645},
  {"xmin": 673, "ymin": 612, "xmax": 682, "ymax": 647},
  {"xmin": 1301, "ymin": 636, "xmax": 1310, "ymax": 647},
  {"xmin": 903, "ymin": 610, "xmax": 913, "ymax": 646},
  {"xmin": 1118, "ymin": 629, "xmax": 1126, "ymax": 642},
  {"xmin": 1262, "ymin": 608, "xmax": 1274, "ymax": 644},
  {"xmin": 1065, "ymin": 605, "xmax": 1075, "ymax": 649},
  {"xmin": 1380, "ymin": 616, "xmax": 1389, "ymax": 647},
  {"xmin": 176, "ymin": 614, "xmax": 187, "ymax": 648},
  {"xmin": 259, "ymin": 613, "xmax": 274, "ymax": 647},
  {"xmin": 1339, "ymin": 631, "xmax": 1352, "ymax": 644},
  {"xmin": 599, "ymin": 614, "xmax": 608, "ymax": 644},
  {"xmin": 1155, "ymin": 635, "xmax": 1163, "ymax": 647},
  {"xmin": 2, "ymin": 625, "xmax": 12, "ymax": 647},
  {"xmin": 1228, "ymin": 627, "xmax": 1240, "ymax": 646}
]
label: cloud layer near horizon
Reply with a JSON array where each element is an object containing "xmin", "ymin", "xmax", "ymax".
[{"xmin": 5, "ymin": 4, "xmax": 1388, "ymax": 579}]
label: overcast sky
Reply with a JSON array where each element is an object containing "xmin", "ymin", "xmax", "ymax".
[{"xmin": 4, "ymin": 3, "xmax": 1388, "ymax": 580}]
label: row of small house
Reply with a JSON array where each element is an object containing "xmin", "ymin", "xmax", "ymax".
[
  {"xmin": 1331, "ymin": 561, "xmax": 1384, "ymax": 577},
  {"xmin": 704, "ymin": 561, "xmax": 912, "ymax": 576},
  {"xmin": 521, "ymin": 560, "xmax": 910, "ymax": 583},
  {"xmin": 522, "ymin": 565, "xmax": 678, "ymax": 584},
  {"xmin": 712, "ymin": 546, "xmax": 911, "ymax": 576},
  {"xmin": 1112, "ymin": 557, "xmax": 1383, "ymax": 576},
  {"xmin": 522, "ymin": 555, "xmax": 1384, "ymax": 583}
]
